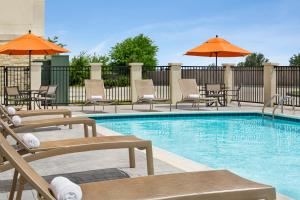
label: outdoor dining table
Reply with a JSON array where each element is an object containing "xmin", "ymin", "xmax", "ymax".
[{"xmin": 19, "ymin": 89, "xmax": 41, "ymax": 110}]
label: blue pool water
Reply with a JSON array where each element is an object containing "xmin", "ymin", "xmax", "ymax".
[{"xmin": 93, "ymin": 113, "xmax": 300, "ymax": 199}]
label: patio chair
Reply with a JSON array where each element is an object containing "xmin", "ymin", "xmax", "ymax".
[
  {"xmin": 82, "ymin": 79, "xmax": 117, "ymax": 113},
  {"xmin": 204, "ymin": 83, "xmax": 227, "ymax": 106},
  {"xmin": 0, "ymin": 133, "xmax": 276, "ymax": 200},
  {"xmin": 0, "ymin": 119, "xmax": 154, "ymax": 176},
  {"xmin": 176, "ymin": 79, "xmax": 218, "ymax": 110},
  {"xmin": 0, "ymin": 106, "xmax": 96, "ymax": 137},
  {"xmin": 132, "ymin": 79, "xmax": 171, "ymax": 111},
  {"xmin": 227, "ymin": 85, "xmax": 241, "ymax": 106},
  {"xmin": 35, "ymin": 85, "xmax": 58, "ymax": 109},
  {"xmin": 4, "ymin": 86, "xmax": 28, "ymax": 110}
]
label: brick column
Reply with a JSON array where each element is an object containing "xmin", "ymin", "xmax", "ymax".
[
  {"xmin": 90, "ymin": 63, "xmax": 102, "ymax": 80},
  {"xmin": 222, "ymin": 63, "xmax": 235, "ymax": 102},
  {"xmin": 129, "ymin": 63, "xmax": 143, "ymax": 102},
  {"xmin": 169, "ymin": 63, "xmax": 182, "ymax": 104},
  {"xmin": 263, "ymin": 62, "xmax": 278, "ymax": 106}
]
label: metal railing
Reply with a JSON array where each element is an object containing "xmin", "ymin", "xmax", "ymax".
[
  {"xmin": 102, "ymin": 66, "xmax": 131, "ymax": 102},
  {"xmin": 142, "ymin": 66, "xmax": 170, "ymax": 99},
  {"xmin": 232, "ymin": 66, "xmax": 264, "ymax": 103},
  {"xmin": 275, "ymin": 66, "xmax": 300, "ymax": 106}
]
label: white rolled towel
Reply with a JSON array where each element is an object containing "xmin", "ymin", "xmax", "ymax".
[
  {"xmin": 22, "ymin": 133, "xmax": 40, "ymax": 148},
  {"xmin": 50, "ymin": 177, "xmax": 82, "ymax": 200},
  {"xmin": 143, "ymin": 94, "xmax": 155, "ymax": 99},
  {"xmin": 7, "ymin": 106, "xmax": 16, "ymax": 115},
  {"xmin": 12, "ymin": 115, "xmax": 22, "ymax": 126},
  {"xmin": 188, "ymin": 94, "xmax": 200, "ymax": 99},
  {"xmin": 91, "ymin": 95, "xmax": 103, "ymax": 101}
]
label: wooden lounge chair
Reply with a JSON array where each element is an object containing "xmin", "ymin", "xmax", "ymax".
[
  {"xmin": 0, "ymin": 106, "xmax": 96, "ymax": 137},
  {"xmin": 0, "ymin": 133, "xmax": 276, "ymax": 200},
  {"xmin": 176, "ymin": 79, "xmax": 218, "ymax": 110},
  {"xmin": 0, "ymin": 119, "xmax": 154, "ymax": 176},
  {"xmin": 82, "ymin": 79, "xmax": 117, "ymax": 113},
  {"xmin": 132, "ymin": 79, "xmax": 171, "ymax": 111}
]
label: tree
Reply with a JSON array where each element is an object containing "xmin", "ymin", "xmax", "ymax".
[
  {"xmin": 289, "ymin": 53, "xmax": 300, "ymax": 66},
  {"xmin": 69, "ymin": 52, "xmax": 90, "ymax": 85},
  {"xmin": 237, "ymin": 53, "xmax": 269, "ymax": 67},
  {"xmin": 47, "ymin": 36, "xmax": 67, "ymax": 48},
  {"xmin": 109, "ymin": 34, "xmax": 158, "ymax": 67}
]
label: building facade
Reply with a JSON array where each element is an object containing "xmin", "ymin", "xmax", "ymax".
[{"xmin": 0, "ymin": 0, "xmax": 45, "ymax": 65}]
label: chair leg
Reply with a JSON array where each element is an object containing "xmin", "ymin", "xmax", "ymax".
[
  {"xmin": 84, "ymin": 124, "xmax": 89, "ymax": 137},
  {"xmin": 146, "ymin": 145, "xmax": 154, "ymax": 175},
  {"xmin": 129, "ymin": 147, "xmax": 136, "ymax": 168},
  {"xmin": 16, "ymin": 176, "xmax": 26, "ymax": 200},
  {"xmin": 8, "ymin": 170, "xmax": 19, "ymax": 200}
]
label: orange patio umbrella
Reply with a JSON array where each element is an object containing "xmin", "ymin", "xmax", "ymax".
[
  {"xmin": 0, "ymin": 30, "xmax": 69, "ymax": 66},
  {"xmin": 185, "ymin": 35, "xmax": 251, "ymax": 66}
]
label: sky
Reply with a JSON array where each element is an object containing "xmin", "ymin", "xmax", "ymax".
[{"xmin": 46, "ymin": 0, "xmax": 300, "ymax": 65}]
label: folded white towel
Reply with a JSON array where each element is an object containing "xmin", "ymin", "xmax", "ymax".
[
  {"xmin": 22, "ymin": 133, "xmax": 40, "ymax": 148},
  {"xmin": 188, "ymin": 94, "xmax": 200, "ymax": 99},
  {"xmin": 143, "ymin": 94, "xmax": 155, "ymax": 99},
  {"xmin": 91, "ymin": 95, "xmax": 103, "ymax": 101},
  {"xmin": 12, "ymin": 115, "xmax": 22, "ymax": 126},
  {"xmin": 7, "ymin": 106, "xmax": 16, "ymax": 115},
  {"xmin": 50, "ymin": 177, "xmax": 82, "ymax": 200}
]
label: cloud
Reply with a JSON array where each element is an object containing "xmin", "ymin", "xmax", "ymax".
[{"xmin": 88, "ymin": 39, "xmax": 111, "ymax": 55}]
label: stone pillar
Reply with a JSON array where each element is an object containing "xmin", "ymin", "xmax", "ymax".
[
  {"xmin": 129, "ymin": 63, "xmax": 143, "ymax": 102},
  {"xmin": 30, "ymin": 62, "xmax": 42, "ymax": 90},
  {"xmin": 222, "ymin": 63, "xmax": 235, "ymax": 102},
  {"xmin": 169, "ymin": 63, "xmax": 182, "ymax": 104},
  {"xmin": 90, "ymin": 63, "xmax": 102, "ymax": 80},
  {"xmin": 263, "ymin": 62, "xmax": 278, "ymax": 106}
]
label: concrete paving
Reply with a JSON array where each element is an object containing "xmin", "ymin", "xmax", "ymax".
[{"xmin": 0, "ymin": 102, "xmax": 298, "ymax": 199}]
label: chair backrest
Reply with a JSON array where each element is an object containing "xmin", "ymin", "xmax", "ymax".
[
  {"xmin": 0, "ymin": 119, "xmax": 31, "ymax": 152},
  {"xmin": 0, "ymin": 106, "xmax": 14, "ymax": 125},
  {"xmin": 178, "ymin": 79, "xmax": 199, "ymax": 98},
  {"xmin": 47, "ymin": 85, "xmax": 57, "ymax": 96},
  {"xmin": 0, "ymin": 134, "xmax": 55, "ymax": 199},
  {"xmin": 39, "ymin": 85, "xmax": 49, "ymax": 94},
  {"xmin": 134, "ymin": 80, "xmax": 156, "ymax": 98},
  {"xmin": 205, "ymin": 84, "xmax": 222, "ymax": 92},
  {"xmin": 84, "ymin": 79, "xmax": 106, "ymax": 100},
  {"xmin": 5, "ymin": 86, "xmax": 20, "ymax": 96}
]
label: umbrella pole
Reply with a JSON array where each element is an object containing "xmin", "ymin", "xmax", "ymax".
[
  {"xmin": 215, "ymin": 52, "xmax": 218, "ymax": 66},
  {"xmin": 29, "ymin": 50, "xmax": 31, "ymax": 67}
]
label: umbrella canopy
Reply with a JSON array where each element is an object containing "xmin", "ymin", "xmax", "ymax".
[
  {"xmin": 185, "ymin": 35, "xmax": 251, "ymax": 66},
  {"xmin": 0, "ymin": 30, "xmax": 69, "ymax": 66}
]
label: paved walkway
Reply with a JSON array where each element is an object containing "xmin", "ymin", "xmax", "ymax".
[{"xmin": 0, "ymin": 102, "xmax": 297, "ymax": 199}]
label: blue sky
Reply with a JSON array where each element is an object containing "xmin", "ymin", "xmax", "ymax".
[{"xmin": 46, "ymin": 0, "xmax": 300, "ymax": 65}]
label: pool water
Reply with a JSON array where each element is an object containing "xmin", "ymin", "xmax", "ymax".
[{"xmin": 94, "ymin": 113, "xmax": 300, "ymax": 199}]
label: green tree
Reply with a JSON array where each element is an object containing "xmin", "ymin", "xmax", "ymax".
[
  {"xmin": 47, "ymin": 36, "xmax": 67, "ymax": 48},
  {"xmin": 70, "ymin": 52, "xmax": 90, "ymax": 85},
  {"xmin": 289, "ymin": 53, "xmax": 300, "ymax": 66},
  {"xmin": 109, "ymin": 34, "xmax": 158, "ymax": 66},
  {"xmin": 237, "ymin": 53, "xmax": 269, "ymax": 67}
]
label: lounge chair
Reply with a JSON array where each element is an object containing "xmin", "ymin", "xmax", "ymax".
[
  {"xmin": 132, "ymin": 79, "xmax": 171, "ymax": 111},
  {"xmin": 82, "ymin": 79, "xmax": 117, "ymax": 113},
  {"xmin": 0, "ymin": 106, "xmax": 96, "ymax": 137},
  {"xmin": 0, "ymin": 133, "xmax": 276, "ymax": 200},
  {"xmin": 0, "ymin": 119, "xmax": 154, "ymax": 176},
  {"xmin": 176, "ymin": 79, "xmax": 218, "ymax": 110}
]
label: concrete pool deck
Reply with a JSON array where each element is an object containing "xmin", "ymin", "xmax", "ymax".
[{"xmin": 0, "ymin": 102, "xmax": 297, "ymax": 199}]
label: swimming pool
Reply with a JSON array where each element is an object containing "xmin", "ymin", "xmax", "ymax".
[{"xmin": 93, "ymin": 112, "xmax": 300, "ymax": 199}]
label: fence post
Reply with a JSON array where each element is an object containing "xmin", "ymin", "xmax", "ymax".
[
  {"xmin": 129, "ymin": 63, "xmax": 143, "ymax": 103},
  {"xmin": 263, "ymin": 62, "xmax": 278, "ymax": 106},
  {"xmin": 90, "ymin": 63, "xmax": 102, "ymax": 80},
  {"xmin": 169, "ymin": 63, "xmax": 182, "ymax": 104},
  {"xmin": 223, "ymin": 63, "xmax": 235, "ymax": 102},
  {"xmin": 31, "ymin": 62, "xmax": 42, "ymax": 90}
]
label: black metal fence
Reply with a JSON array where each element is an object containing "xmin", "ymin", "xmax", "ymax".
[
  {"xmin": 102, "ymin": 66, "xmax": 131, "ymax": 102},
  {"xmin": 275, "ymin": 66, "xmax": 300, "ymax": 106},
  {"xmin": 0, "ymin": 66, "xmax": 31, "ymax": 105},
  {"xmin": 232, "ymin": 67, "xmax": 264, "ymax": 103},
  {"xmin": 142, "ymin": 66, "xmax": 170, "ymax": 99}
]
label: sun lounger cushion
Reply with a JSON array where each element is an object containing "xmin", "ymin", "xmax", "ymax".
[
  {"xmin": 188, "ymin": 94, "xmax": 200, "ymax": 99},
  {"xmin": 12, "ymin": 115, "xmax": 22, "ymax": 126},
  {"xmin": 50, "ymin": 176, "xmax": 82, "ymax": 200},
  {"xmin": 22, "ymin": 133, "xmax": 40, "ymax": 148},
  {"xmin": 91, "ymin": 95, "xmax": 103, "ymax": 101},
  {"xmin": 7, "ymin": 107, "xmax": 16, "ymax": 115},
  {"xmin": 143, "ymin": 94, "xmax": 155, "ymax": 99}
]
